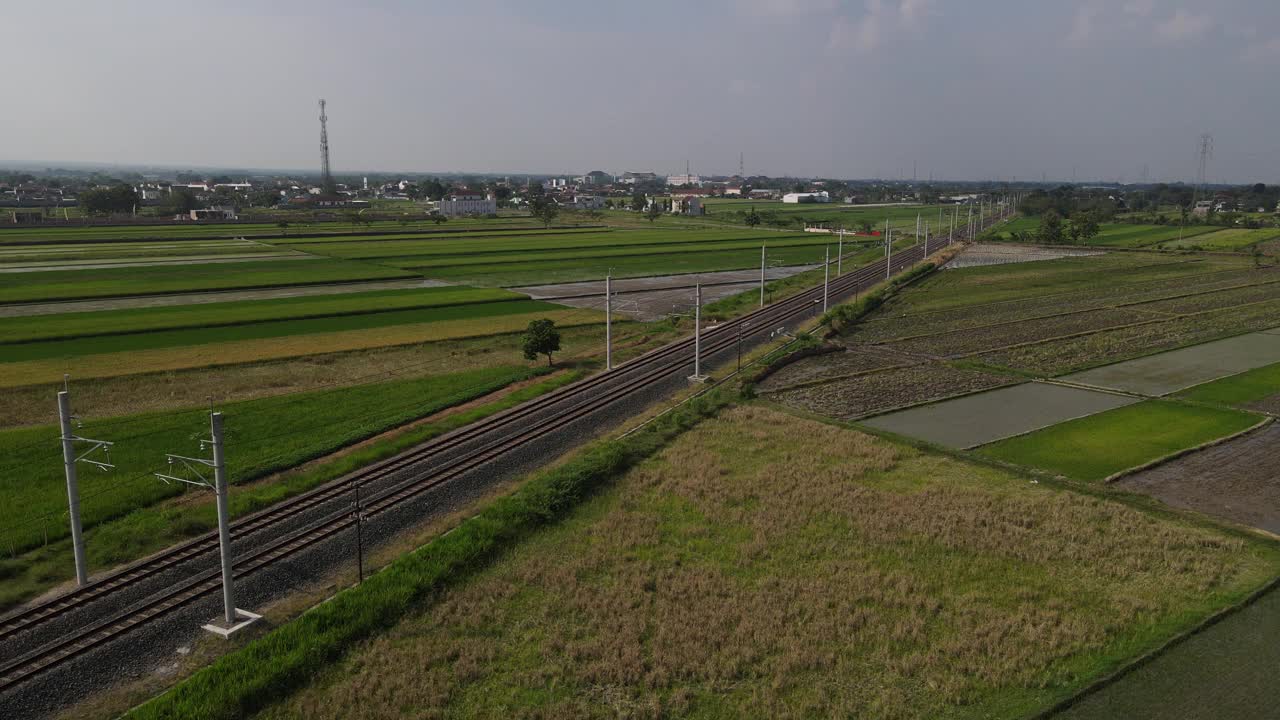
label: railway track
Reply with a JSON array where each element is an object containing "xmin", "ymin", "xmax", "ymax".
[{"xmin": 0, "ymin": 220, "xmax": 998, "ymax": 695}]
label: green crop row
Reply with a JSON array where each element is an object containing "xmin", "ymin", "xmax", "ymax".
[
  {"xmin": 0, "ymin": 286, "xmax": 522, "ymax": 344},
  {"xmin": 0, "ymin": 258, "xmax": 417, "ymax": 304},
  {"xmin": 0, "ymin": 298, "xmax": 561, "ymax": 363}
]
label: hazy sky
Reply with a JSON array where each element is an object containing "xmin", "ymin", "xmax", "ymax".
[{"xmin": 3, "ymin": 0, "xmax": 1278, "ymax": 182}]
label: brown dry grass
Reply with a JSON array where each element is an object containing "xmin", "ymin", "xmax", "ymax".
[{"xmin": 257, "ymin": 406, "xmax": 1276, "ymax": 720}]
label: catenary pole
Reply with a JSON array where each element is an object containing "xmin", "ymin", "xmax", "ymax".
[
  {"xmin": 759, "ymin": 245, "xmax": 766, "ymax": 307},
  {"xmin": 58, "ymin": 391, "xmax": 88, "ymax": 587},
  {"xmin": 210, "ymin": 412, "xmax": 235, "ymax": 627},
  {"xmin": 837, "ymin": 228, "xmax": 844, "ymax": 275},
  {"xmin": 693, "ymin": 283, "xmax": 702, "ymax": 378},
  {"xmin": 604, "ymin": 274, "xmax": 612, "ymax": 371},
  {"xmin": 823, "ymin": 245, "xmax": 830, "ymax": 312}
]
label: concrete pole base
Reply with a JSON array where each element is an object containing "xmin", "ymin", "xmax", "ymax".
[
  {"xmin": 687, "ymin": 374, "xmax": 710, "ymax": 384},
  {"xmin": 202, "ymin": 608, "xmax": 261, "ymax": 638}
]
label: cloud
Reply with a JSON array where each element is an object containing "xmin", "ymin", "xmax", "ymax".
[
  {"xmin": 899, "ymin": 0, "xmax": 933, "ymax": 26},
  {"xmin": 826, "ymin": 0, "xmax": 931, "ymax": 55},
  {"xmin": 1123, "ymin": 0, "xmax": 1156, "ymax": 17},
  {"xmin": 1241, "ymin": 36, "xmax": 1280, "ymax": 62},
  {"xmin": 1154, "ymin": 9, "xmax": 1212, "ymax": 43},
  {"xmin": 740, "ymin": 0, "xmax": 837, "ymax": 18},
  {"xmin": 1064, "ymin": 4, "xmax": 1098, "ymax": 48}
]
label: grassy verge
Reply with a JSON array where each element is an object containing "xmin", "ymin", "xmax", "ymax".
[
  {"xmin": 0, "ymin": 371, "xmax": 582, "ymax": 611},
  {"xmin": 979, "ymin": 400, "xmax": 1261, "ymax": 481},
  {"xmin": 242, "ymin": 405, "xmax": 1279, "ymax": 719},
  {"xmin": 124, "ymin": 389, "xmax": 732, "ymax": 720}
]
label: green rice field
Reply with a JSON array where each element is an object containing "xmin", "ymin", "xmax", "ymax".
[
  {"xmin": 0, "ymin": 365, "xmax": 544, "ymax": 557},
  {"xmin": 0, "ymin": 286, "xmax": 523, "ymax": 344},
  {"xmin": 979, "ymin": 401, "xmax": 1260, "ymax": 481},
  {"xmin": 1176, "ymin": 361, "xmax": 1280, "ymax": 407}
]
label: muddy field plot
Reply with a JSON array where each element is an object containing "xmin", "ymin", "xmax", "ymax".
[
  {"xmin": 755, "ymin": 344, "xmax": 921, "ymax": 391},
  {"xmin": 767, "ymin": 362, "xmax": 1014, "ymax": 421},
  {"xmin": 861, "ymin": 381, "xmax": 1138, "ymax": 449},
  {"xmin": 943, "ymin": 243, "xmax": 1104, "ymax": 269},
  {"xmin": 1062, "ymin": 330, "xmax": 1280, "ymax": 396},
  {"xmin": 1116, "ymin": 423, "xmax": 1280, "ymax": 534},
  {"xmin": 883, "ymin": 307, "xmax": 1151, "ymax": 358}
]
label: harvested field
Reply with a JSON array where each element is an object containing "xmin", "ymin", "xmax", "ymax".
[
  {"xmin": 858, "ymin": 269, "xmax": 1280, "ymax": 344},
  {"xmin": 1115, "ymin": 423, "xmax": 1280, "ymax": 534},
  {"xmin": 943, "ymin": 243, "xmax": 1104, "ymax": 269},
  {"xmin": 767, "ymin": 362, "xmax": 1013, "ymax": 421},
  {"xmin": 884, "ymin": 307, "xmax": 1149, "ymax": 358},
  {"xmin": 255, "ymin": 405, "xmax": 1280, "ymax": 720},
  {"xmin": 861, "ymin": 381, "xmax": 1135, "ymax": 449},
  {"xmin": 979, "ymin": 401, "xmax": 1261, "ymax": 481},
  {"xmin": 1061, "ymin": 330, "xmax": 1280, "ymax": 396},
  {"xmin": 1127, "ymin": 279, "xmax": 1280, "ymax": 316},
  {"xmin": 979, "ymin": 299, "xmax": 1280, "ymax": 376},
  {"xmin": 756, "ymin": 345, "xmax": 920, "ymax": 391}
]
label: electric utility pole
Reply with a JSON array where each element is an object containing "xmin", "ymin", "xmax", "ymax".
[
  {"xmin": 57, "ymin": 387, "xmax": 114, "ymax": 586},
  {"xmin": 886, "ymin": 227, "xmax": 893, "ymax": 280},
  {"xmin": 924, "ymin": 222, "xmax": 929, "ymax": 256},
  {"xmin": 823, "ymin": 245, "xmax": 830, "ymax": 312},
  {"xmin": 351, "ymin": 483, "xmax": 367, "ymax": 583},
  {"xmin": 837, "ymin": 228, "xmax": 844, "ymax": 275},
  {"xmin": 759, "ymin": 245, "xmax": 766, "ymax": 307},
  {"xmin": 690, "ymin": 283, "xmax": 705, "ymax": 381},
  {"xmin": 155, "ymin": 412, "xmax": 258, "ymax": 636},
  {"xmin": 604, "ymin": 274, "xmax": 612, "ymax": 371}
]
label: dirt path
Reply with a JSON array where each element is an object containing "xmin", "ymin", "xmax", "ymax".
[{"xmin": 0, "ymin": 278, "xmax": 446, "ymax": 318}]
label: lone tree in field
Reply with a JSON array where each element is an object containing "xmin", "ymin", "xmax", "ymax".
[
  {"xmin": 1038, "ymin": 210, "xmax": 1064, "ymax": 244},
  {"xmin": 744, "ymin": 206, "xmax": 761, "ymax": 227},
  {"xmin": 528, "ymin": 194, "xmax": 560, "ymax": 228},
  {"xmin": 522, "ymin": 318, "xmax": 562, "ymax": 366},
  {"xmin": 630, "ymin": 191, "xmax": 647, "ymax": 212},
  {"xmin": 644, "ymin": 203, "xmax": 663, "ymax": 223}
]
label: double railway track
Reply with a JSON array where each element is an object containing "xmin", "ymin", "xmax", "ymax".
[{"xmin": 0, "ymin": 221, "xmax": 997, "ymax": 696}]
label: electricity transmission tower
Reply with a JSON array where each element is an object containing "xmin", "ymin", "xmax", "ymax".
[
  {"xmin": 319, "ymin": 99, "xmax": 335, "ymax": 194},
  {"xmin": 1192, "ymin": 133, "xmax": 1213, "ymax": 206}
]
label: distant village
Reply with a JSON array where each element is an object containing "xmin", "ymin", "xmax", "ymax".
[
  {"xmin": 3, "ymin": 165, "xmax": 1277, "ymax": 226},
  {"xmin": 0, "ymin": 164, "xmax": 1005, "ymax": 225}
]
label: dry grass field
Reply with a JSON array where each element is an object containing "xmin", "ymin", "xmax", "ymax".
[{"xmin": 256, "ymin": 406, "xmax": 1279, "ymax": 720}]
